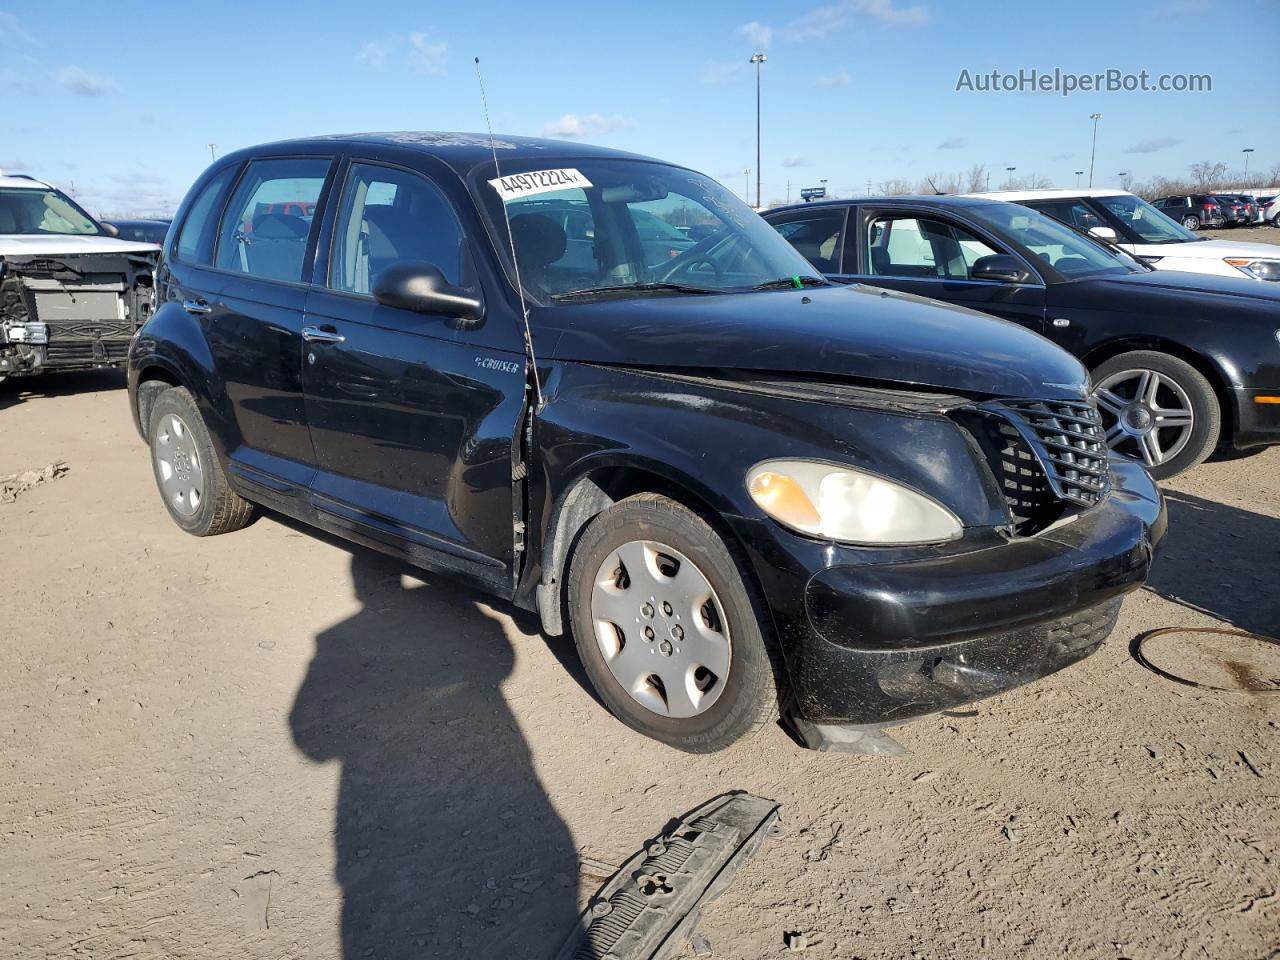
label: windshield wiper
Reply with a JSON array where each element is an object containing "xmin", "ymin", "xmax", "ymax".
[
  {"xmin": 551, "ymin": 281, "xmax": 719, "ymax": 301},
  {"xmin": 751, "ymin": 275, "xmax": 830, "ymax": 290}
]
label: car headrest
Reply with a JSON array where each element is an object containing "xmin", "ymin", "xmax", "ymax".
[
  {"xmin": 253, "ymin": 211, "xmax": 310, "ymax": 240},
  {"xmin": 509, "ymin": 213, "xmax": 566, "ymax": 268}
]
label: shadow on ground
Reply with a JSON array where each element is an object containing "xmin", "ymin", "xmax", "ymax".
[
  {"xmin": 0, "ymin": 368, "xmax": 126, "ymax": 411},
  {"xmin": 1144, "ymin": 490, "xmax": 1280, "ymax": 637},
  {"xmin": 289, "ymin": 548, "xmax": 581, "ymax": 958}
]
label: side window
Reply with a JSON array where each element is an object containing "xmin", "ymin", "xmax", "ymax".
[
  {"xmin": 330, "ymin": 163, "xmax": 465, "ymax": 296},
  {"xmin": 1026, "ymin": 199, "xmax": 1104, "ymax": 231},
  {"xmin": 769, "ymin": 209, "xmax": 845, "ymax": 273},
  {"xmin": 215, "ymin": 157, "xmax": 329, "ymax": 283},
  {"xmin": 867, "ymin": 217, "xmax": 997, "ymax": 280},
  {"xmin": 175, "ymin": 166, "xmax": 235, "ymax": 264}
]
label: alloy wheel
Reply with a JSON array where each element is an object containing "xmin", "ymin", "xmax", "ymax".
[
  {"xmin": 153, "ymin": 412, "xmax": 204, "ymax": 516},
  {"xmin": 590, "ymin": 539, "xmax": 731, "ymax": 719},
  {"xmin": 1093, "ymin": 368, "xmax": 1194, "ymax": 469}
]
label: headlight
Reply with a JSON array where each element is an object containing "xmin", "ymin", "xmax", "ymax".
[
  {"xmin": 1225, "ymin": 258, "xmax": 1280, "ymax": 281},
  {"xmin": 746, "ymin": 459, "xmax": 962, "ymax": 545}
]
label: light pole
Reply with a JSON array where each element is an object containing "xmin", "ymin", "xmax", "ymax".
[
  {"xmin": 1243, "ymin": 147, "xmax": 1255, "ymax": 179},
  {"xmin": 743, "ymin": 168, "xmax": 751, "ymax": 203},
  {"xmin": 208, "ymin": 143, "xmax": 217, "ymax": 162},
  {"xmin": 820, "ymin": 177, "xmax": 828, "ymax": 198},
  {"xmin": 750, "ymin": 53, "xmax": 767, "ymax": 208},
  {"xmin": 1075, "ymin": 170, "xmax": 1084, "ymax": 187},
  {"xmin": 1088, "ymin": 113, "xmax": 1102, "ymax": 187},
  {"xmin": 1005, "ymin": 165, "xmax": 1016, "ymax": 187}
]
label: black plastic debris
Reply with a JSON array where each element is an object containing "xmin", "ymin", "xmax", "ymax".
[{"xmin": 555, "ymin": 791, "xmax": 781, "ymax": 960}]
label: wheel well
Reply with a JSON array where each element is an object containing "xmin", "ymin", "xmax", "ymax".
[
  {"xmin": 1081, "ymin": 338, "xmax": 1234, "ymax": 438},
  {"xmin": 135, "ymin": 366, "xmax": 181, "ymax": 435},
  {"xmin": 535, "ymin": 465, "xmax": 736, "ymax": 636}
]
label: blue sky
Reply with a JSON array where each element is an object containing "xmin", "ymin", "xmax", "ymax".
[{"xmin": 1, "ymin": 0, "xmax": 1277, "ymax": 216}]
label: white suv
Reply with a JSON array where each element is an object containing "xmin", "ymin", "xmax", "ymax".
[
  {"xmin": 965, "ymin": 188, "xmax": 1280, "ymax": 283},
  {"xmin": 1, "ymin": 173, "xmax": 160, "ymax": 383}
]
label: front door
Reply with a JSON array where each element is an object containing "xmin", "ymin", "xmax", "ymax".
[
  {"xmin": 843, "ymin": 209, "xmax": 1048, "ymax": 334},
  {"xmin": 301, "ymin": 160, "xmax": 526, "ymax": 590}
]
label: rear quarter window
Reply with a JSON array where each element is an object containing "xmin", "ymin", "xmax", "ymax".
[{"xmin": 175, "ymin": 166, "xmax": 236, "ymax": 264}]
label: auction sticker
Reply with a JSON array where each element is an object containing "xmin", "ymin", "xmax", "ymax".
[{"xmin": 489, "ymin": 168, "xmax": 592, "ymax": 201}]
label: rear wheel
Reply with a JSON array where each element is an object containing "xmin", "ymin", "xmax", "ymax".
[
  {"xmin": 1181, "ymin": 215, "xmax": 1200, "ymax": 230},
  {"xmin": 148, "ymin": 386, "xmax": 257, "ymax": 536},
  {"xmin": 1091, "ymin": 351, "xmax": 1220, "ymax": 480},
  {"xmin": 566, "ymin": 494, "xmax": 783, "ymax": 753}
]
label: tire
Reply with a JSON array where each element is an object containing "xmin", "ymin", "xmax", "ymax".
[
  {"xmin": 147, "ymin": 386, "xmax": 257, "ymax": 536},
  {"xmin": 1090, "ymin": 351, "xmax": 1220, "ymax": 481},
  {"xmin": 1181, "ymin": 215, "xmax": 1199, "ymax": 230},
  {"xmin": 566, "ymin": 493, "xmax": 784, "ymax": 753}
]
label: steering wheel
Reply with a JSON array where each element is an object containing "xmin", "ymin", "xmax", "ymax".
[{"xmin": 663, "ymin": 255, "xmax": 723, "ymax": 283}]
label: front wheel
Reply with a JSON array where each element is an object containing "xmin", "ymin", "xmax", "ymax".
[
  {"xmin": 566, "ymin": 494, "xmax": 783, "ymax": 752},
  {"xmin": 148, "ymin": 386, "xmax": 258, "ymax": 536},
  {"xmin": 1181, "ymin": 215, "xmax": 1200, "ymax": 230},
  {"xmin": 1091, "ymin": 351, "xmax": 1220, "ymax": 480}
]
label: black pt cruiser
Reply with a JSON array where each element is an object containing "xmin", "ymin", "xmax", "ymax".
[{"xmin": 127, "ymin": 133, "xmax": 1165, "ymax": 753}]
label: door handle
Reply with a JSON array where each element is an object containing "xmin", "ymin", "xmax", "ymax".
[
  {"xmin": 182, "ymin": 299, "xmax": 212, "ymax": 316},
  {"xmin": 302, "ymin": 325, "xmax": 345, "ymax": 344}
]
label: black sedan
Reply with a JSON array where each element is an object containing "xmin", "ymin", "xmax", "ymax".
[
  {"xmin": 765, "ymin": 196, "xmax": 1280, "ymax": 479},
  {"xmin": 103, "ymin": 218, "xmax": 171, "ymax": 244}
]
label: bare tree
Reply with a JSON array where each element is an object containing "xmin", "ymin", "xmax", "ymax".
[
  {"xmin": 964, "ymin": 163, "xmax": 987, "ymax": 193},
  {"xmin": 877, "ymin": 178, "xmax": 914, "ymax": 195},
  {"xmin": 1118, "ymin": 171, "xmax": 1136, "ymax": 191},
  {"xmin": 1190, "ymin": 161, "xmax": 1228, "ymax": 191}
]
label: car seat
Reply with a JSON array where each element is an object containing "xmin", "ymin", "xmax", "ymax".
[
  {"xmin": 509, "ymin": 213, "xmax": 567, "ymax": 296},
  {"xmin": 247, "ymin": 212, "xmax": 310, "ymax": 282}
]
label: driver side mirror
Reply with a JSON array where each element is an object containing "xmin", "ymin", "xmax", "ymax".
[
  {"xmin": 101, "ymin": 222, "xmax": 120, "ymax": 238},
  {"xmin": 1089, "ymin": 225, "xmax": 1118, "ymax": 241},
  {"xmin": 970, "ymin": 254, "xmax": 1033, "ymax": 284},
  {"xmin": 372, "ymin": 261, "xmax": 484, "ymax": 325}
]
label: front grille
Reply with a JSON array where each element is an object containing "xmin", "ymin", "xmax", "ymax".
[
  {"xmin": 45, "ymin": 339, "xmax": 131, "ymax": 366},
  {"xmin": 954, "ymin": 397, "xmax": 1110, "ymax": 536},
  {"xmin": 996, "ymin": 399, "xmax": 1110, "ymax": 507}
]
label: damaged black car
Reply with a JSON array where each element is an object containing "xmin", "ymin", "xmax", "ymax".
[
  {"xmin": 127, "ymin": 134, "xmax": 1166, "ymax": 753},
  {"xmin": 0, "ymin": 175, "xmax": 159, "ymax": 383}
]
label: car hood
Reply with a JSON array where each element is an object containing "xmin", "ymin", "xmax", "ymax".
[
  {"xmin": 1136, "ymin": 237, "xmax": 1280, "ymax": 262},
  {"xmin": 0, "ymin": 234, "xmax": 160, "ymax": 257},
  {"xmin": 1063, "ymin": 268, "xmax": 1280, "ymax": 305},
  {"xmin": 535, "ymin": 283, "xmax": 1088, "ymax": 400}
]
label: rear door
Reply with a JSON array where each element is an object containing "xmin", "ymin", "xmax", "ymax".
[
  {"xmin": 205, "ymin": 156, "xmax": 335, "ymax": 501},
  {"xmin": 301, "ymin": 159, "xmax": 525, "ymax": 590},
  {"xmin": 837, "ymin": 205, "xmax": 1048, "ymax": 334}
]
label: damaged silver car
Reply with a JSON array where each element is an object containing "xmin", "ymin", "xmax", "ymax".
[{"xmin": 0, "ymin": 173, "xmax": 159, "ymax": 384}]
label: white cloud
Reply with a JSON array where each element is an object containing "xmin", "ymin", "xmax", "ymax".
[
  {"xmin": 787, "ymin": 0, "xmax": 929, "ymax": 40},
  {"xmin": 356, "ymin": 41, "xmax": 387, "ymax": 70},
  {"xmin": 737, "ymin": 21, "xmax": 773, "ymax": 49},
  {"xmin": 0, "ymin": 12, "xmax": 35, "ymax": 45},
  {"xmin": 701, "ymin": 60, "xmax": 745, "ymax": 84},
  {"xmin": 782, "ymin": 156, "xmax": 811, "ymax": 168},
  {"xmin": 57, "ymin": 65, "xmax": 115, "ymax": 96},
  {"xmin": 0, "ymin": 157, "xmax": 29, "ymax": 173},
  {"xmin": 816, "ymin": 67, "xmax": 850, "ymax": 87},
  {"xmin": 1125, "ymin": 137, "xmax": 1182, "ymax": 154},
  {"xmin": 937, "ymin": 136, "xmax": 967, "ymax": 150},
  {"xmin": 541, "ymin": 113, "xmax": 635, "ymax": 139},
  {"xmin": 409, "ymin": 31, "xmax": 447, "ymax": 75}
]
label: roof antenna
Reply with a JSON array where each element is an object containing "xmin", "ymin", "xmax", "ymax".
[{"xmin": 474, "ymin": 56, "xmax": 544, "ymax": 411}]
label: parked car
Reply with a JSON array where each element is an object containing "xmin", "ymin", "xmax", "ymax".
[
  {"xmin": 1260, "ymin": 195, "xmax": 1280, "ymax": 225},
  {"xmin": 967, "ymin": 189, "xmax": 1280, "ymax": 283},
  {"xmin": 1, "ymin": 174, "xmax": 159, "ymax": 383},
  {"xmin": 127, "ymin": 133, "xmax": 1165, "ymax": 753},
  {"xmin": 103, "ymin": 218, "xmax": 172, "ymax": 245},
  {"xmin": 1210, "ymin": 194, "xmax": 1251, "ymax": 226},
  {"xmin": 764, "ymin": 196, "xmax": 1280, "ymax": 479},
  {"xmin": 1149, "ymin": 194, "xmax": 1226, "ymax": 230}
]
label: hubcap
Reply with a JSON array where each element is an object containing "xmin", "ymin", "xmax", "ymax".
[
  {"xmin": 590, "ymin": 540, "xmax": 731, "ymax": 719},
  {"xmin": 1093, "ymin": 368, "xmax": 1194, "ymax": 468},
  {"xmin": 153, "ymin": 412, "xmax": 204, "ymax": 516}
]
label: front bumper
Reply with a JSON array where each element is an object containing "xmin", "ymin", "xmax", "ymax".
[
  {"xmin": 1231, "ymin": 387, "xmax": 1280, "ymax": 450},
  {"xmin": 745, "ymin": 459, "xmax": 1165, "ymax": 724}
]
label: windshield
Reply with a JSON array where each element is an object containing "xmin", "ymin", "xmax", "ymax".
[
  {"xmin": 1093, "ymin": 194, "xmax": 1200, "ymax": 244},
  {"xmin": 473, "ymin": 158, "xmax": 819, "ymax": 303},
  {"xmin": 0, "ymin": 186, "xmax": 104, "ymax": 236},
  {"xmin": 973, "ymin": 202, "xmax": 1145, "ymax": 279}
]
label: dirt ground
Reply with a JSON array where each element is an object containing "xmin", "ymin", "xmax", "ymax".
[{"xmin": 2, "ymin": 293, "xmax": 1278, "ymax": 957}]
